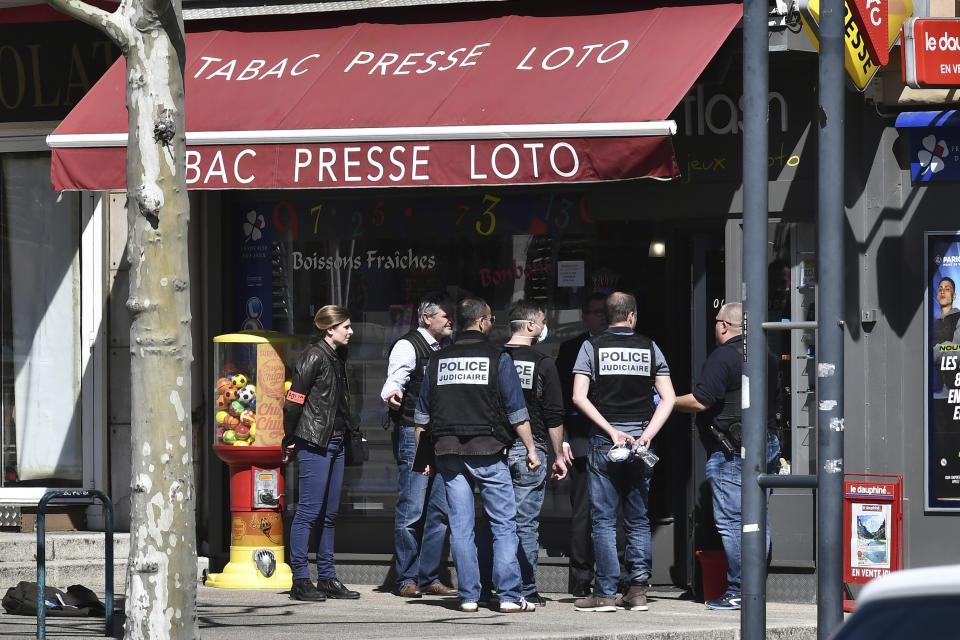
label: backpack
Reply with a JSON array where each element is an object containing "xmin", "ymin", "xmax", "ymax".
[{"xmin": 2, "ymin": 581, "xmax": 105, "ymax": 617}]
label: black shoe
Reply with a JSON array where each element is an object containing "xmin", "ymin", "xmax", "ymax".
[
  {"xmin": 570, "ymin": 583, "xmax": 592, "ymax": 598},
  {"xmin": 526, "ymin": 592, "xmax": 547, "ymax": 606},
  {"xmin": 317, "ymin": 577, "xmax": 360, "ymax": 599},
  {"xmin": 290, "ymin": 578, "xmax": 326, "ymax": 602}
]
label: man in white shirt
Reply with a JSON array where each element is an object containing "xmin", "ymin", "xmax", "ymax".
[{"xmin": 381, "ymin": 294, "xmax": 456, "ymax": 598}]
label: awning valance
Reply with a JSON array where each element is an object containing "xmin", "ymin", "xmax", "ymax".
[{"xmin": 48, "ymin": 1, "xmax": 742, "ymax": 190}]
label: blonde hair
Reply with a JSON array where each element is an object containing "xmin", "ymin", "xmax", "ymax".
[{"xmin": 313, "ymin": 305, "xmax": 350, "ymax": 341}]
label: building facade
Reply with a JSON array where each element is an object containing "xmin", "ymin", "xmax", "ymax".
[{"xmin": 4, "ymin": 0, "xmax": 960, "ymax": 602}]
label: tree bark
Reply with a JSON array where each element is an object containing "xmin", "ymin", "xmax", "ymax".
[{"xmin": 46, "ymin": 1, "xmax": 196, "ymax": 638}]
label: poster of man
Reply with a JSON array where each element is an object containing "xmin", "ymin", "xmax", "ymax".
[{"xmin": 925, "ymin": 232, "xmax": 960, "ymax": 509}]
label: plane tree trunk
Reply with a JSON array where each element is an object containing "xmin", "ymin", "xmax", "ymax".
[{"xmin": 45, "ymin": 1, "xmax": 196, "ymax": 637}]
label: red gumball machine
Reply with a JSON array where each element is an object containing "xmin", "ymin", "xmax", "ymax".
[{"xmin": 206, "ymin": 331, "xmax": 303, "ymax": 589}]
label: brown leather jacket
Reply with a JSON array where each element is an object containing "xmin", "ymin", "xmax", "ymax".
[{"xmin": 282, "ymin": 340, "xmax": 349, "ymax": 449}]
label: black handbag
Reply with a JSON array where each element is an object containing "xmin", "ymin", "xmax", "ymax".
[{"xmin": 344, "ymin": 415, "xmax": 369, "ymax": 466}]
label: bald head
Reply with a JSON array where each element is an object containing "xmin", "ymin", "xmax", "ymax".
[{"xmin": 715, "ymin": 302, "xmax": 742, "ymax": 343}]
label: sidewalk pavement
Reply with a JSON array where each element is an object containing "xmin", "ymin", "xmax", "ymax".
[{"xmin": 0, "ymin": 584, "xmax": 818, "ymax": 639}]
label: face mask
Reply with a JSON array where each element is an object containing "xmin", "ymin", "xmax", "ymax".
[{"xmin": 536, "ymin": 324, "xmax": 548, "ymax": 343}]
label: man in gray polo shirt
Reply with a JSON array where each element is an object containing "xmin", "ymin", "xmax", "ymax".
[{"xmin": 570, "ymin": 292, "xmax": 676, "ymax": 613}]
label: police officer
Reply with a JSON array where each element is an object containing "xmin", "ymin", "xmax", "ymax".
[
  {"xmin": 381, "ymin": 294, "xmax": 456, "ymax": 598},
  {"xmin": 478, "ymin": 299, "xmax": 567, "ymax": 606},
  {"xmin": 674, "ymin": 302, "xmax": 781, "ymax": 611},
  {"xmin": 571, "ymin": 292, "xmax": 676, "ymax": 613},
  {"xmin": 414, "ymin": 297, "xmax": 540, "ymax": 613}
]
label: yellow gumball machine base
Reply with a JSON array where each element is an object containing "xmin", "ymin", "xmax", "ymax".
[{"xmin": 205, "ymin": 545, "xmax": 292, "ymax": 589}]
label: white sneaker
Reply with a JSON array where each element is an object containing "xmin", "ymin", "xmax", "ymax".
[
  {"xmin": 499, "ymin": 597, "xmax": 536, "ymax": 613},
  {"xmin": 459, "ymin": 601, "xmax": 478, "ymax": 612}
]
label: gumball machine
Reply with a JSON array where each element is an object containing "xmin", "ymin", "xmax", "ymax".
[{"xmin": 206, "ymin": 330, "xmax": 302, "ymax": 589}]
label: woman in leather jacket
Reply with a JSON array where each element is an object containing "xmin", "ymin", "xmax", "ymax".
[{"xmin": 283, "ymin": 305, "xmax": 361, "ymax": 602}]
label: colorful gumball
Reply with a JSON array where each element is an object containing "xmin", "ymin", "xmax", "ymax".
[
  {"xmin": 216, "ymin": 425, "xmax": 226, "ymax": 440},
  {"xmin": 215, "ymin": 410, "xmax": 228, "ymax": 425},
  {"xmin": 231, "ymin": 373, "xmax": 249, "ymax": 388},
  {"xmin": 223, "ymin": 414, "xmax": 240, "ymax": 429},
  {"xmin": 216, "ymin": 395, "xmax": 229, "ymax": 411},
  {"xmin": 216, "ymin": 377, "xmax": 235, "ymax": 395},
  {"xmin": 239, "ymin": 409, "xmax": 255, "ymax": 427},
  {"xmin": 221, "ymin": 429, "xmax": 237, "ymax": 444},
  {"xmin": 248, "ymin": 425, "xmax": 256, "ymax": 439},
  {"xmin": 235, "ymin": 424, "xmax": 251, "ymax": 440},
  {"xmin": 229, "ymin": 400, "xmax": 244, "ymax": 416},
  {"xmin": 248, "ymin": 397, "xmax": 257, "ymax": 411},
  {"xmin": 223, "ymin": 388, "xmax": 238, "ymax": 403},
  {"xmin": 233, "ymin": 440, "xmax": 250, "ymax": 447},
  {"xmin": 237, "ymin": 385, "xmax": 256, "ymax": 405},
  {"xmin": 284, "ymin": 380, "xmax": 292, "ymax": 393}
]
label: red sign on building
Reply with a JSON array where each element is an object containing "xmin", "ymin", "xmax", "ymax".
[
  {"xmin": 849, "ymin": 0, "xmax": 890, "ymax": 65},
  {"xmin": 902, "ymin": 18, "xmax": 960, "ymax": 88},
  {"xmin": 842, "ymin": 473, "xmax": 903, "ymax": 612}
]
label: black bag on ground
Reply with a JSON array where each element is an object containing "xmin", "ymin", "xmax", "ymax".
[{"xmin": 2, "ymin": 581, "xmax": 105, "ymax": 617}]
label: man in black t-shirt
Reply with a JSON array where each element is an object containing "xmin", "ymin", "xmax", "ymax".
[{"xmin": 675, "ymin": 302, "xmax": 780, "ymax": 611}]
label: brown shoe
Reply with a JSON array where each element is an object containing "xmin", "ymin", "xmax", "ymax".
[
  {"xmin": 615, "ymin": 583, "xmax": 649, "ymax": 611},
  {"xmin": 574, "ymin": 595, "xmax": 616, "ymax": 612},
  {"xmin": 421, "ymin": 581, "xmax": 457, "ymax": 596},
  {"xmin": 394, "ymin": 583, "xmax": 422, "ymax": 598}
]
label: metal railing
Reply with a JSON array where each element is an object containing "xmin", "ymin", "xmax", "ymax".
[{"xmin": 35, "ymin": 489, "xmax": 114, "ymax": 639}]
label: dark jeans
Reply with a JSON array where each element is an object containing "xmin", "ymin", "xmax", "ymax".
[
  {"xmin": 567, "ymin": 456, "xmax": 595, "ymax": 591},
  {"xmin": 588, "ymin": 434, "xmax": 654, "ymax": 598},
  {"xmin": 289, "ymin": 435, "xmax": 345, "ymax": 581},
  {"xmin": 393, "ymin": 423, "xmax": 449, "ymax": 587}
]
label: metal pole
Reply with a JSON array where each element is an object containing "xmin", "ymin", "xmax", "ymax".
[
  {"xmin": 741, "ymin": 0, "xmax": 769, "ymax": 633},
  {"xmin": 816, "ymin": 0, "xmax": 846, "ymax": 633}
]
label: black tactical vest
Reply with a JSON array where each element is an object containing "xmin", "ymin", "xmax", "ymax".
[
  {"xmin": 504, "ymin": 344, "xmax": 548, "ymax": 446},
  {"xmin": 587, "ymin": 330, "xmax": 656, "ymax": 423},
  {"xmin": 389, "ymin": 329, "xmax": 433, "ymax": 427},
  {"xmin": 427, "ymin": 339, "xmax": 513, "ymax": 445}
]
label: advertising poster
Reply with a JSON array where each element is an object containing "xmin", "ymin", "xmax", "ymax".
[
  {"xmin": 849, "ymin": 503, "xmax": 890, "ymax": 570},
  {"xmin": 236, "ymin": 206, "xmax": 273, "ymax": 331},
  {"xmin": 925, "ymin": 232, "xmax": 960, "ymax": 510}
]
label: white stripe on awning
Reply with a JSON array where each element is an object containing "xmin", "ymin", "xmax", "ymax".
[{"xmin": 46, "ymin": 121, "xmax": 678, "ymax": 149}]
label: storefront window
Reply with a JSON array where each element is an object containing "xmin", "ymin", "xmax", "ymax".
[
  {"xmin": 0, "ymin": 153, "xmax": 82, "ymax": 486},
  {"xmin": 224, "ymin": 190, "xmax": 685, "ymax": 553}
]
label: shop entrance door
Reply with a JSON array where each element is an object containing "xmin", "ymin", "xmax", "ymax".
[{"xmin": 649, "ymin": 228, "xmax": 726, "ymax": 592}]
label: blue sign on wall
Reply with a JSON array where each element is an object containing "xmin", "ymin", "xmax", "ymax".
[{"xmin": 897, "ymin": 110, "xmax": 960, "ymax": 183}]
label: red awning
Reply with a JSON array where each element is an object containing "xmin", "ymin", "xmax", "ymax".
[{"xmin": 48, "ymin": 2, "xmax": 742, "ymax": 190}]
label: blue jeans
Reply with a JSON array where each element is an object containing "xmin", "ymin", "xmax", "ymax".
[
  {"xmin": 435, "ymin": 453, "xmax": 522, "ymax": 604},
  {"xmin": 587, "ymin": 433, "xmax": 653, "ymax": 599},
  {"xmin": 705, "ymin": 430, "xmax": 781, "ymax": 594},
  {"xmin": 290, "ymin": 435, "xmax": 345, "ymax": 581},
  {"xmin": 393, "ymin": 423, "xmax": 449, "ymax": 587},
  {"xmin": 478, "ymin": 442, "xmax": 548, "ymax": 597}
]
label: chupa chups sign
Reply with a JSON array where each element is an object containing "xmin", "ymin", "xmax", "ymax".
[{"xmin": 902, "ymin": 18, "xmax": 960, "ymax": 88}]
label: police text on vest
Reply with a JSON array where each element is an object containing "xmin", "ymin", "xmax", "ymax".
[
  {"xmin": 598, "ymin": 348, "xmax": 651, "ymax": 375},
  {"xmin": 437, "ymin": 357, "xmax": 490, "ymax": 385}
]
